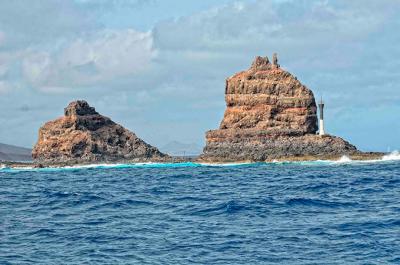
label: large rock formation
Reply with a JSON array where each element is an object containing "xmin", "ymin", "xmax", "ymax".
[
  {"xmin": 32, "ymin": 100, "xmax": 167, "ymax": 164},
  {"xmin": 201, "ymin": 55, "xmax": 358, "ymax": 162}
]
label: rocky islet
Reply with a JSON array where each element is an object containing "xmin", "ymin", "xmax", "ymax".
[
  {"xmin": 200, "ymin": 55, "xmax": 360, "ymax": 162},
  {"xmin": 32, "ymin": 100, "xmax": 167, "ymax": 165}
]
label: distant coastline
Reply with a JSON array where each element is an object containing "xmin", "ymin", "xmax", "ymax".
[{"xmin": 0, "ymin": 143, "xmax": 32, "ymax": 162}]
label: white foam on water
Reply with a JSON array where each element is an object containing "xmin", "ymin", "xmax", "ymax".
[
  {"xmin": 270, "ymin": 152, "xmax": 400, "ymax": 166},
  {"xmin": 331, "ymin": 151, "xmax": 400, "ymax": 165},
  {"xmin": 62, "ymin": 163, "xmax": 126, "ymax": 169},
  {"xmin": 198, "ymin": 162, "xmax": 254, "ymax": 167},
  {"xmin": 382, "ymin": 150, "xmax": 400, "ymax": 161},
  {"xmin": 8, "ymin": 162, "xmax": 203, "ymax": 172},
  {"xmin": 334, "ymin": 155, "xmax": 352, "ymax": 164}
]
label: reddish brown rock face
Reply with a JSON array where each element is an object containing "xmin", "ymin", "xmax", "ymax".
[
  {"xmin": 220, "ymin": 56, "xmax": 318, "ymax": 134},
  {"xmin": 201, "ymin": 55, "xmax": 358, "ymax": 162},
  {"xmin": 32, "ymin": 100, "xmax": 167, "ymax": 164}
]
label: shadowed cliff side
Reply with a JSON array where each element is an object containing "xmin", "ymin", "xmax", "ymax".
[
  {"xmin": 32, "ymin": 100, "xmax": 168, "ymax": 165},
  {"xmin": 200, "ymin": 55, "xmax": 359, "ymax": 162}
]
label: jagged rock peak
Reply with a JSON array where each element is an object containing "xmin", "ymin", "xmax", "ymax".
[
  {"xmin": 250, "ymin": 56, "xmax": 270, "ymax": 70},
  {"xmin": 33, "ymin": 100, "xmax": 168, "ymax": 164},
  {"xmin": 250, "ymin": 53, "xmax": 280, "ymax": 71},
  {"xmin": 64, "ymin": 100, "xmax": 98, "ymax": 116}
]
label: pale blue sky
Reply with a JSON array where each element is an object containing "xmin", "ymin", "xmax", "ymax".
[{"xmin": 0, "ymin": 0, "xmax": 399, "ymax": 151}]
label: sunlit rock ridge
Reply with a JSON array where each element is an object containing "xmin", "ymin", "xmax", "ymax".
[{"xmin": 32, "ymin": 100, "xmax": 167, "ymax": 165}]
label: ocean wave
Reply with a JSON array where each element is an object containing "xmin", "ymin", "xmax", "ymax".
[
  {"xmin": 198, "ymin": 162, "xmax": 255, "ymax": 167},
  {"xmin": 332, "ymin": 151, "xmax": 400, "ymax": 165},
  {"xmin": 334, "ymin": 155, "xmax": 352, "ymax": 163},
  {"xmin": 2, "ymin": 155, "xmax": 400, "ymax": 264},
  {"xmin": 273, "ymin": 151, "xmax": 399, "ymax": 166},
  {"xmin": 286, "ymin": 198, "xmax": 357, "ymax": 208},
  {"xmin": 190, "ymin": 200, "xmax": 245, "ymax": 216},
  {"xmin": 88, "ymin": 199, "xmax": 155, "ymax": 211},
  {"xmin": 271, "ymin": 160, "xmax": 331, "ymax": 166},
  {"xmin": 382, "ymin": 150, "xmax": 400, "ymax": 161}
]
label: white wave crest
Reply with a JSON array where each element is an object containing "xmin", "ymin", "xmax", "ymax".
[
  {"xmin": 335, "ymin": 155, "xmax": 352, "ymax": 163},
  {"xmin": 382, "ymin": 150, "xmax": 400, "ymax": 161},
  {"xmin": 62, "ymin": 163, "xmax": 126, "ymax": 169},
  {"xmin": 198, "ymin": 162, "xmax": 253, "ymax": 167}
]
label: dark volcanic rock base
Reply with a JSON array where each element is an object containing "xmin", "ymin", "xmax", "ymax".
[{"xmin": 202, "ymin": 133, "xmax": 358, "ymax": 162}]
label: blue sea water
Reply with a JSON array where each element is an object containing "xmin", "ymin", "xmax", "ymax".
[{"xmin": 1, "ymin": 158, "xmax": 400, "ymax": 264}]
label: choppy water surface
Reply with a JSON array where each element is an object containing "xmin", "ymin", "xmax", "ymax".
[{"xmin": 1, "ymin": 159, "xmax": 400, "ymax": 264}]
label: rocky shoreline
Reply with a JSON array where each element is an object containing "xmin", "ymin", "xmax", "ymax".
[
  {"xmin": 201, "ymin": 133, "xmax": 358, "ymax": 162},
  {"xmin": 0, "ymin": 152, "xmax": 388, "ymax": 169}
]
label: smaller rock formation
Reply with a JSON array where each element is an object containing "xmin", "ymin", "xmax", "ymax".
[{"xmin": 32, "ymin": 100, "xmax": 167, "ymax": 164}]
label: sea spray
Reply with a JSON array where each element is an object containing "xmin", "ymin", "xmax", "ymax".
[
  {"xmin": 382, "ymin": 150, "xmax": 400, "ymax": 161},
  {"xmin": 335, "ymin": 155, "xmax": 352, "ymax": 163}
]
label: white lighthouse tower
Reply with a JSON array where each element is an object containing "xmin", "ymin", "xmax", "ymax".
[{"xmin": 318, "ymin": 98, "xmax": 325, "ymax": 136}]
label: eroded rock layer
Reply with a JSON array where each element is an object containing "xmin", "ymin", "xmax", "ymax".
[
  {"xmin": 201, "ymin": 55, "xmax": 358, "ymax": 162},
  {"xmin": 32, "ymin": 100, "xmax": 167, "ymax": 164}
]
